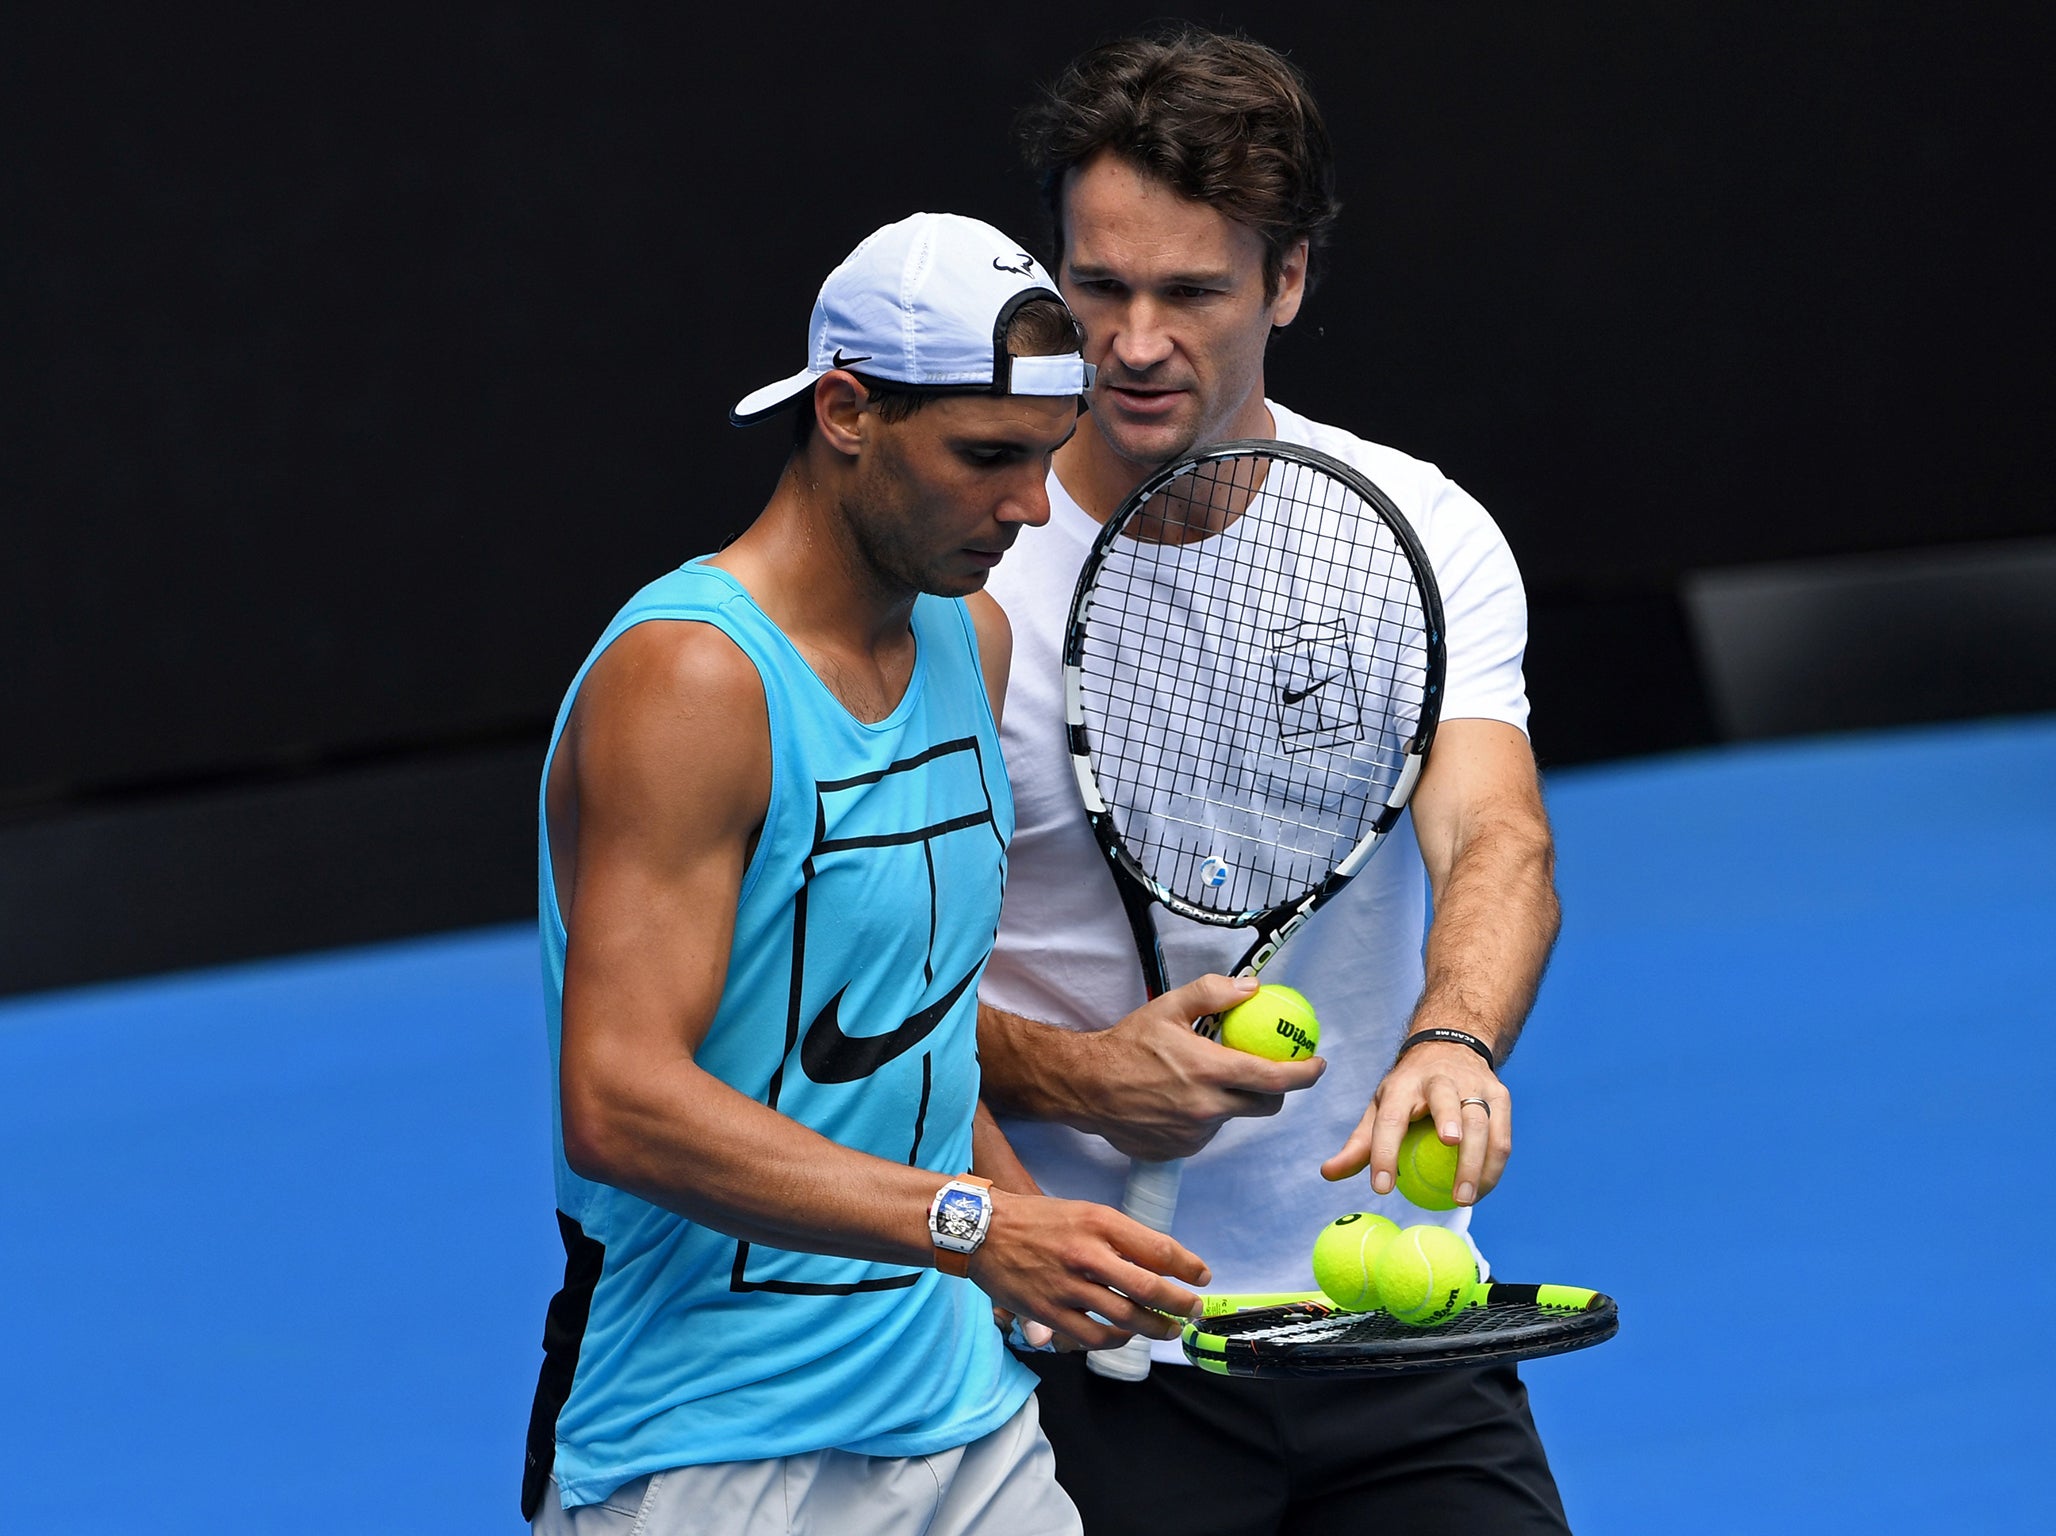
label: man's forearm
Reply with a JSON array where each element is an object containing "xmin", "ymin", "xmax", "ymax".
[
  {"xmin": 1409, "ymin": 817, "xmax": 1559, "ymax": 1062},
  {"xmin": 565, "ymin": 1049, "xmax": 965, "ymax": 1267},
  {"xmin": 976, "ymin": 1001, "xmax": 1102, "ymax": 1126},
  {"xmin": 977, "ymin": 980, "xmax": 1319, "ymax": 1162}
]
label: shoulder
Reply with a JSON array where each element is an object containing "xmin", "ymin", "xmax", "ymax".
[
  {"xmin": 964, "ymin": 591, "xmax": 1014, "ymax": 659},
  {"xmin": 1270, "ymin": 403, "xmax": 1462, "ymax": 511},
  {"xmin": 582, "ymin": 617, "xmax": 765, "ymax": 720},
  {"xmin": 567, "ymin": 618, "xmax": 771, "ymax": 829},
  {"xmin": 963, "ymin": 592, "xmax": 1014, "ymax": 726},
  {"xmin": 1269, "ymin": 400, "xmax": 1518, "ymax": 573}
]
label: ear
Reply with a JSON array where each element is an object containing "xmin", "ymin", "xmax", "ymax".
[
  {"xmin": 813, "ymin": 372, "xmax": 868, "ymax": 458},
  {"xmin": 1269, "ymin": 239, "xmax": 1310, "ymax": 329}
]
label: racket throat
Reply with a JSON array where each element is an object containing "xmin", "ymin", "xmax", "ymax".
[
  {"xmin": 1242, "ymin": 888, "xmax": 1327, "ymax": 975},
  {"xmin": 1114, "ymin": 877, "xmax": 1170, "ymax": 1000}
]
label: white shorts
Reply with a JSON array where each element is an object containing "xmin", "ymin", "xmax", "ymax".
[{"xmin": 531, "ymin": 1394, "xmax": 1079, "ymax": 1536}]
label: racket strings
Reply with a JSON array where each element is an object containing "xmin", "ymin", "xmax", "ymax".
[
  {"xmin": 1215, "ymin": 1303, "xmax": 1582, "ymax": 1345},
  {"xmin": 1077, "ymin": 454, "xmax": 1433, "ymax": 915},
  {"xmin": 1186, "ymin": 1292, "xmax": 1619, "ymax": 1377}
]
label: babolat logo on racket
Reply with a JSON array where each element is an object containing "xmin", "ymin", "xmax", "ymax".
[
  {"xmin": 1247, "ymin": 893, "xmax": 1321, "ymax": 972},
  {"xmin": 1267, "ymin": 619, "xmax": 1365, "ymax": 754}
]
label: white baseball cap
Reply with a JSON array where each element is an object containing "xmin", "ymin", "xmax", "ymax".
[{"xmin": 730, "ymin": 211, "xmax": 1094, "ymax": 425}]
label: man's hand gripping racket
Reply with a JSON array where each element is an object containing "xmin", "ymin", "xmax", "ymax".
[{"xmin": 1063, "ymin": 441, "xmax": 1445, "ymax": 1380}]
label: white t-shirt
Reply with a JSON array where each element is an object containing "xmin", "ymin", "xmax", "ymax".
[{"xmin": 982, "ymin": 402, "xmax": 1531, "ymax": 1350}]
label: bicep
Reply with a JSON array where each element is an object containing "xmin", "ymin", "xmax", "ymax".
[
  {"xmin": 1408, "ymin": 718, "xmax": 1550, "ymax": 897},
  {"xmin": 559, "ymin": 623, "xmax": 772, "ymax": 1084}
]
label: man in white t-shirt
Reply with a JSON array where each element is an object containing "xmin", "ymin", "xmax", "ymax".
[{"xmin": 976, "ymin": 27, "xmax": 1573, "ymax": 1534}]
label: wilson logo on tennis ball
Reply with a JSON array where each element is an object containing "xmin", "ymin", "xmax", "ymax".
[
  {"xmin": 1418, "ymin": 1287, "xmax": 1471, "ymax": 1326},
  {"xmin": 1273, "ymin": 1021, "xmax": 1316, "ymax": 1053}
]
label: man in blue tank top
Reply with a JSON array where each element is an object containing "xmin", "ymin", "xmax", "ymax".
[{"xmin": 523, "ymin": 213, "xmax": 1251, "ymax": 1535}]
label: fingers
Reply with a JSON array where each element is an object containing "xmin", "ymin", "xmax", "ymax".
[
  {"xmin": 1108, "ymin": 1218, "xmax": 1211, "ymax": 1290},
  {"xmin": 993, "ymin": 1306, "xmax": 1058, "ymax": 1352},
  {"xmin": 996, "ymin": 1295, "xmax": 1134, "ymax": 1355},
  {"xmin": 1469, "ymin": 1087, "xmax": 1513, "ymax": 1202},
  {"xmin": 1450, "ymin": 1097, "xmax": 1489, "ymax": 1206},
  {"xmin": 974, "ymin": 1195, "xmax": 1212, "ymax": 1355},
  {"xmin": 1421, "ymin": 1077, "xmax": 1492, "ymax": 1206},
  {"xmin": 1092, "ymin": 977, "xmax": 1326, "ymax": 1161},
  {"xmin": 999, "ymin": 1276, "xmax": 1196, "ymax": 1353},
  {"xmin": 1099, "ymin": 1264, "xmax": 1203, "ymax": 1330},
  {"xmin": 1033, "ymin": 1305, "xmax": 1161, "ymax": 1352},
  {"xmin": 1089, "ymin": 1219, "xmax": 1207, "ymax": 1339},
  {"xmin": 1154, "ymin": 972, "xmax": 1258, "ymax": 1027},
  {"xmin": 1082, "ymin": 1289, "xmax": 1192, "ymax": 1341},
  {"xmin": 1339, "ymin": 1041, "xmax": 1511, "ymax": 1203},
  {"xmin": 1363, "ymin": 1085, "xmax": 1419, "ymax": 1196},
  {"xmin": 1318, "ymin": 1101, "xmax": 1382, "ymax": 1182},
  {"xmin": 1418, "ymin": 1066, "xmax": 1511, "ymax": 1206},
  {"xmin": 1154, "ymin": 977, "xmax": 1330, "ymax": 1093}
]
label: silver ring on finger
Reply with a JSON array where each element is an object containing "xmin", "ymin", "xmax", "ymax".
[{"xmin": 1459, "ymin": 1096, "xmax": 1492, "ymax": 1118}]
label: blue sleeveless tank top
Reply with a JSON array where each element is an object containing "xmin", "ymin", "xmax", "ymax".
[{"xmin": 533, "ymin": 561, "xmax": 1031, "ymax": 1507}]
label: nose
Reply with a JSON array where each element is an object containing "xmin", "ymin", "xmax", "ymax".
[
  {"xmin": 999, "ymin": 467, "xmax": 1052, "ymax": 528},
  {"xmin": 1107, "ymin": 295, "xmax": 1174, "ymax": 374}
]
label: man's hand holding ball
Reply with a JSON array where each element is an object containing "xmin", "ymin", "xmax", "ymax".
[{"xmin": 1216, "ymin": 983, "xmax": 1321, "ymax": 1062}]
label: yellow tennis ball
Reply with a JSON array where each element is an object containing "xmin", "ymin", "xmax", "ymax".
[
  {"xmin": 1373, "ymin": 1224, "xmax": 1479, "ymax": 1326},
  {"xmin": 1218, "ymin": 984, "xmax": 1320, "ymax": 1061},
  {"xmin": 1394, "ymin": 1117, "xmax": 1461, "ymax": 1211},
  {"xmin": 1310, "ymin": 1212, "xmax": 1401, "ymax": 1311}
]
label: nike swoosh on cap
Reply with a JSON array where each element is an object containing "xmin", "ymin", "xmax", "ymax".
[{"xmin": 831, "ymin": 348, "xmax": 873, "ymax": 368}]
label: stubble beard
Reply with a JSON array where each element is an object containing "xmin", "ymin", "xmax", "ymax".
[
  {"xmin": 837, "ymin": 457, "xmax": 981, "ymax": 601},
  {"xmin": 1107, "ymin": 417, "xmax": 1198, "ymax": 478},
  {"xmin": 1089, "ymin": 376, "xmax": 1218, "ymax": 481}
]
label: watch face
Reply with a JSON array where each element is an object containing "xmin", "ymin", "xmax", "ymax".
[{"xmin": 934, "ymin": 1187, "xmax": 987, "ymax": 1244}]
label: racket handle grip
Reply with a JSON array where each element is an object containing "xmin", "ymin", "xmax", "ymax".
[{"xmin": 1086, "ymin": 1157, "xmax": 1185, "ymax": 1382}]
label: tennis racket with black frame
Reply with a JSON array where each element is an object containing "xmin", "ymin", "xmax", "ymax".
[
  {"xmin": 1179, "ymin": 1285, "xmax": 1619, "ymax": 1378},
  {"xmin": 1062, "ymin": 439, "xmax": 1446, "ymax": 1380}
]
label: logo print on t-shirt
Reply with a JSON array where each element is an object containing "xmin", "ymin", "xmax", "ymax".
[
  {"xmin": 800, "ymin": 963, "xmax": 980, "ymax": 1084},
  {"xmin": 1268, "ymin": 618, "xmax": 1367, "ymax": 754},
  {"xmin": 732, "ymin": 735, "xmax": 1004, "ymax": 1297}
]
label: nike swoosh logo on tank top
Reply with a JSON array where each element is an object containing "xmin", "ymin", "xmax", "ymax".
[{"xmin": 800, "ymin": 961, "xmax": 981, "ymax": 1084}]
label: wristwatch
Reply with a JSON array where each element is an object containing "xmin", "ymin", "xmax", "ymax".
[{"xmin": 927, "ymin": 1175, "xmax": 994, "ymax": 1277}]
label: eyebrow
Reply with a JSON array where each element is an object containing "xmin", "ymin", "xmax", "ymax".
[
  {"xmin": 1065, "ymin": 260, "xmax": 1238, "ymax": 288},
  {"xmin": 957, "ymin": 420, "xmax": 1078, "ymax": 455}
]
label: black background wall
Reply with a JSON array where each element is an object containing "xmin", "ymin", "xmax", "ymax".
[{"xmin": 5, "ymin": 3, "xmax": 2052, "ymax": 992}]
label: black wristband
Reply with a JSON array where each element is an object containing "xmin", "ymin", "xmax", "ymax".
[{"xmin": 1397, "ymin": 1028, "xmax": 1498, "ymax": 1070}]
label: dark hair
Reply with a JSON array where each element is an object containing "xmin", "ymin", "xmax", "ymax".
[
  {"xmin": 1018, "ymin": 26, "xmax": 1341, "ymax": 300},
  {"xmin": 793, "ymin": 295, "xmax": 1083, "ymax": 443}
]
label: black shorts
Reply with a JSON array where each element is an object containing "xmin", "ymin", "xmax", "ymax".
[{"xmin": 1019, "ymin": 1351, "xmax": 1570, "ymax": 1536}]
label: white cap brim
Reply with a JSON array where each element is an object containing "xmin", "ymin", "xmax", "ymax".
[
  {"xmin": 730, "ymin": 366, "xmax": 825, "ymax": 426},
  {"xmin": 730, "ymin": 353, "xmax": 1093, "ymax": 427}
]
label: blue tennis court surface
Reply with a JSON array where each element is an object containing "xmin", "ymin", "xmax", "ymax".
[{"xmin": 4, "ymin": 716, "xmax": 2052, "ymax": 1533}]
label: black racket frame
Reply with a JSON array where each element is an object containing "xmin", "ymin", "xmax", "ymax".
[
  {"xmin": 1183, "ymin": 1287, "xmax": 1620, "ymax": 1379},
  {"xmin": 1060, "ymin": 439, "xmax": 1448, "ymax": 1001}
]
